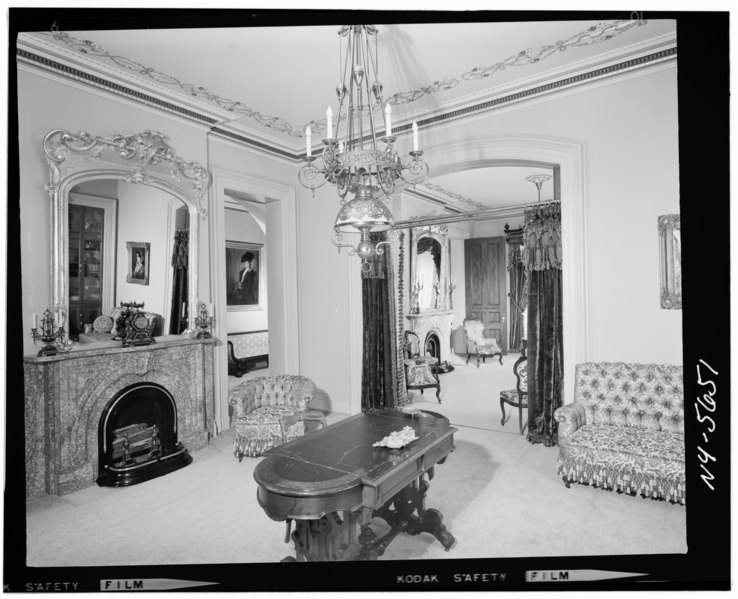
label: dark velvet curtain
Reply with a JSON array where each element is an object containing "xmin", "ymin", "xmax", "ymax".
[
  {"xmin": 361, "ymin": 234, "xmax": 396, "ymax": 412},
  {"xmin": 168, "ymin": 229, "xmax": 188, "ymax": 334},
  {"xmin": 504, "ymin": 226, "xmax": 526, "ymax": 353},
  {"xmin": 523, "ymin": 203, "xmax": 563, "ymax": 447}
]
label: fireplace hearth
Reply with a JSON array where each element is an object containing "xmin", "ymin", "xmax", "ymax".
[
  {"xmin": 424, "ymin": 331, "xmax": 455, "ymax": 374},
  {"xmin": 97, "ymin": 382, "xmax": 192, "ymax": 487}
]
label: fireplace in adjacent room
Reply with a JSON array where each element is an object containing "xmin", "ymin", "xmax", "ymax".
[
  {"xmin": 406, "ymin": 311, "xmax": 456, "ymax": 375},
  {"xmin": 97, "ymin": 382, "xmax": 192, "ymax": 487},
  {"xmin": 425, "ymin": 330, "xmax": 454, "ymax": 374},
  {"xmin": 425, "ymin": 331, "xmax": 441, "ymax": 361}
]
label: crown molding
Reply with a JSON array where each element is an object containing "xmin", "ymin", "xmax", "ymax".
[
  {"xmin": 16, "ymin": 33, "xmax": 230, "ymax": 126},
  {"xmin": 397, "ymin": 30, "xmax": 677, "ymax": 122},
  {"xmin": 17, "ymin": 30, "xmax": 676, "ymax": 163},
  {"xmin": 406, "ymin": 47, "xmax": 676, "ymax": 133}
]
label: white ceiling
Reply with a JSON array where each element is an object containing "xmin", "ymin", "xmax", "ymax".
[{"xmin": 18, "ymin": 15, "xmax": 676, "ymax": 214}]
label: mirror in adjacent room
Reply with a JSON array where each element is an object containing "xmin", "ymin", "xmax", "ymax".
[
  {"xmin": 44, "ymin": 129, "xmax": 210, "ymax": 342},
  {"xmin": 410, "ymin": 225, "xmax": 449, "ymax": 313}
]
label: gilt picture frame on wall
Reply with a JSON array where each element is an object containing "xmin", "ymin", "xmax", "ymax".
[
  {"xmin": 658, "ymin": 214, "xmax": 681, "ymax": 309},
  {"xmin": 126, "ymin": 242, "xmax": 150, "ymax": 285},
  {"xmin": 226, "ymin": 241, "xmax": 264, "ymax": 310}
]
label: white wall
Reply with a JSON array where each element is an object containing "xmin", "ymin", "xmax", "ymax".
[
  {"xmin": 115, "ymin": 183, "xmax": 173, "ymax": 318},
  {"xmin": 17, "ymin": 59, "xmax": 682, "ymax": 414},
  {"xmin": 293, "ymin": 183, "xmax": 355, "ymax": 414}
]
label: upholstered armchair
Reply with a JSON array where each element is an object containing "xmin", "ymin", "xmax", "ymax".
[
  {"xmin": 462, "ymin": 319, "xmax": 503, "ymax": 367},
  {"xmin": 403, "ymin": 330, "xmax": 441, "ymax": 403},
  {"xmin": 228, "ymin": 374, "xmax": 321, "ymax": 460},
  {"xmin": 404, "ymin": 330, "xmax": 438, "ymax": 366},
  {"xmin": 404, "ymin": 358, "xmax": 441, "ymax": 403}
]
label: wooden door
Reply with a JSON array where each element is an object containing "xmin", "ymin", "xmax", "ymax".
[{"xmin": 464, "ymin": 236, "xmax": 507, "ymax": 352}]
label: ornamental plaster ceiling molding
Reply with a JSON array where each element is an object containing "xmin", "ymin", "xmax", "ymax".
[
  {"xmin": 16, "ymin": 16, "xmax": 676, "ymax": 214},
  {"xmin": 18, "ymin": 17, "xmax": 675, "ymax": 153},
  {"xmin": 418, "ymin": 182, "xmax": 486, "ymax": 211}
]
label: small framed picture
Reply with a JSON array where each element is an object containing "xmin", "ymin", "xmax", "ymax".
[
  {"xmin": 226, "ymin": 241, "xmax": 264, "ymax": 311},
  {"xmin": 126, "ymin": 242, "xmax": 150, "ymax": 285}
]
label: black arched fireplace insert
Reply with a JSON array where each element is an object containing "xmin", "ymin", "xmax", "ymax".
[{"xmin": 96, "ymin": 382, "xmax": 192, "ymax": 487}]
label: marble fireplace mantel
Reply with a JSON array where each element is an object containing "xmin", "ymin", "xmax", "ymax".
[
  {"xmin": 406, "ymin": 311, "xmax": 456, "ymax": 363},
  {"xmin": 24, "ymin": 336, "xmax": 216, "ymax": 497}
]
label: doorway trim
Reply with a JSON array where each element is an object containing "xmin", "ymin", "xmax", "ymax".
[
  {"xmin": 210, "ymin": 167, "xmax": 299, "ymax": 433},
  {"xmin": 356, "ymin": 135, "xmax": 590, "ymax": 398}
]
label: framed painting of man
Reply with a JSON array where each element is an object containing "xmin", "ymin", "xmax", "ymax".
[{"xmin": 226, "ymin": 241, "xmax": 264, "ymax": 310}]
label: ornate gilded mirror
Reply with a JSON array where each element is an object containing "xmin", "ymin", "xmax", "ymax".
[
  {"xmin": 44, "ymin": 129, "xmax": 210, "ymax": 339},
  {"xmin": 410, "ymin": 225, "xmax": 450, "ymax": 313}
]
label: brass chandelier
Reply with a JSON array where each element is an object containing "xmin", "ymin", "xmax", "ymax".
[{"xmin": 298, "ymin": 25, "xmax": 429, "ymax": 271}]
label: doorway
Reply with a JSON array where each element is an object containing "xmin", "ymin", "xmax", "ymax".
[
  {"xmin": 210, "ymin": 168, "xmax": 300, "ymax": 434},
  {"xmin": 464, "ymin": 236, "xmax": 507, "ymax": 353}
]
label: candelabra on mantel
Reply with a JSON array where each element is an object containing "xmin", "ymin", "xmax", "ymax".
[
  {"xmin": 30, "ymin": 308, "xmax": 68, "ymax": 356},
  {"xmin": 194, "ymin": 301, "xmax": 215, "ymax": 339},
  {"xmin": 448, "ymin": 279, "xmax": 457, "ymax": 310},
  {"xmin": 297, "ymin": 24, "xmax": 429, "ymax": 273}
]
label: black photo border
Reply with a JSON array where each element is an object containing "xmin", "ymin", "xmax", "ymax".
[{"xmin": 4, "ymin": 7, "xmax": 730, "ymax": 593}]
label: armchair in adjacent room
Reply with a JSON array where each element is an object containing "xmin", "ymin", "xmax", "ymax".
[
  {"xmin": 404, "ymin": 330, "xmax": 438, "ymax": 366},
  {"xmin": 499, "ymin": 340, "xmax": 528, "ymax": 434},
  {"xmin": 403, "ymin": 330, "xmax": 441, "ymax": 403},
  {"xmin": 462, "ymin": 319, "xmax": 503, "ymax": 367},
  {"xmin": 227, "ymin": 374, "xmax": 322, "ymax": 460}
]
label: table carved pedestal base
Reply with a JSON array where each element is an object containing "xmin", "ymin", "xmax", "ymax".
[{"xmin": 282, "ymin": 472, "xmax": 455, "ymax": 562}]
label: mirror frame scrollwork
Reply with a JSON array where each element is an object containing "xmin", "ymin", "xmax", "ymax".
[
  {"xmin": 657, "ymin": 214, "xmax": 681, "ymax": 310},
  {"xmin": 410, "ymin": 224, "xmax": 450, "ymax": 313},
  {"xmin": 44, "ymin": 129, "xmax": 211, "ymax": 336}
]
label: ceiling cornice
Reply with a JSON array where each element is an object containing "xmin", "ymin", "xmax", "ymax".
[
  {"xmin": 409, "ymin": 47, "xmax": 676, "ymax": 132},
  {"xmin": 17, "ymin": 48, "xmax": 221, "ymax": 127},
  {"xmin": 16, "ymin": 34, "xmax": 676, "ymax": 162}
]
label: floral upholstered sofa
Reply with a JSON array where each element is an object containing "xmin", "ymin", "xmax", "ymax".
[
  {"xmin": 554, "ymin": 362, "xmax": 685, "ymax": 504},
  {"xmin": 228, "ymin": 374, "xmax": 319, "ymax": 460}
]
